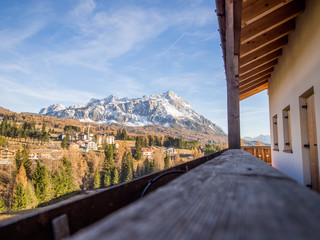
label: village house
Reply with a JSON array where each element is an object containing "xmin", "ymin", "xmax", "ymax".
[
  {"xmin": 96, "ymin": 134, "xmax": 115, "ymax": 146},
  {"xmin": 141, "ymin": 148, "xmax": 152, "ymax": 158},
  {"xmin": 0, "ymin": 148, "xmax": 15, "ymax": 164},
  {"xmin": 29, "ymin": 149, "xmax": 51, "ymax": 161},
  {"xmin": 85, "ymin": 141, "xmax": 98, "ymax": 152}
]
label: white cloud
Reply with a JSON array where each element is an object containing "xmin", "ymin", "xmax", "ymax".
[{"xmin": 0, "ymin": 77, "xmax": 96, "ymax": 104}]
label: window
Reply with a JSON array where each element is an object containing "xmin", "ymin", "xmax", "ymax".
[
  {"xmin": 283, "ymin": 106, "xmax": 292, "ymax": 153},
  {"xmin": 272, "ymin": 115, "xmax": 279, "ymax": 151}
]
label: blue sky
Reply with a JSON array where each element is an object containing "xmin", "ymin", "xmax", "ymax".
[{"xmin": 0, "ymin": 0, "xmax": 270, "ymax": 137}]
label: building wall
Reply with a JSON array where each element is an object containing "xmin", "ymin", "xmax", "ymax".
[{"xmin": 268, "ymin": 0, "xmax": 320, "ymax": 185}]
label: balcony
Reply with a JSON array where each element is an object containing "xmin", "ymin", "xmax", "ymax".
[
  {"xmin": 242, "ymin": 146, "xmax": 272, "ymax": 165},
  {"xmin": 1, "ymin": 149, "xmax": 320, "ymax": 239}
]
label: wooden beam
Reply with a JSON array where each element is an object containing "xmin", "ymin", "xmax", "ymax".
[
  {"xmin": 241, "ymin": 0, "xmax": 305, "ymax": 44},
  {"xmin": 242, "ymin": 0, "xmax": 293, "ymax": 27},
  {"xmin": 240, "ymin": 84, "xmax": 268, "ymax": 100},
  {"xmin": 239, "ymin": 49, "xmax": 282, "ymax": 76},
  {"xmin": 240, "ymin": 60, "xmax": 276, "ymax": 81},
  {"xmin": 240, "ymin": 36, "xmax": 287, "ymax": 67},
  {"xmin": 240, "ymin": 68, "xmax": 273, "ymax": 84},
  {"xmin": 240, "ymin": 79, "xmax": 268, "ymax": 93},
  {"xmin": 240, "ymin": 74, "xmax": 271, "ymax": 89},
  {"xmin": 216, "ymin": 0, "xmax": 226, "ymax": 64},
  {"xmin": 240, "ymin": 80, "xmax": 268, "ymax": 94},
  {"xmin": 240, "ymin": 20, "xmax": 295, "ymax": 57},
  {"xmin": 225, "ymin": 0, "xmax": 241, "ymax": 149}
]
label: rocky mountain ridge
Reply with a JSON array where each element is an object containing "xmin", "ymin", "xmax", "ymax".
[{"xmin": 39, "ymin": 91, "xmax": 225, "ymax": 136}]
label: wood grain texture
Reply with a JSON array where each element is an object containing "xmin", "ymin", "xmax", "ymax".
[
  {"xmin": 240, "ymin": 36, "xmax": 288, "ymax": 67},
  {"xmin": 239, "ymin": 49, "xmax": 281, "ymax": 76},
  {"xmin": 239, "ymin": 60, "xmax": 276, "ymax": 81},
  {"xmin": 69, "ymin": 150, "xmax": 320, "ymax": 240},
  {"xmin": 242, "ymin": 0, "xmax": 293, "ymax": 27},
  {"xmin": 240, "ymin": 85, "xmax": 268, "ymax": 100},
  {"xmin": 240, "ymin": 75, "xmax": 270, "ymax": 90},
  {"xmin": 225, "ymin": 0, "xmax": 241, "ymax": 149},
  {"xmin": 240, "ymin": 20, "xmax": 294, "ymax": 57},
  {"xmin": 241, "ymin": 0, "xmax": 304, "ymax": 43},
  {"xmin": 240, "ymin": 82, "xmax": 268, "ymax": 95}
]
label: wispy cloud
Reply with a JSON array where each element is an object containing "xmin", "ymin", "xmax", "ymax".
[{"xmin": 0, "ymin": 77, "xmax": 96, "ymax": 104}]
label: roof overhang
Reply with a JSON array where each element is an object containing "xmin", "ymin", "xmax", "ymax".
[{"xmin": 216, "ymin": 0, "xmax": 305, "ymax": 101}]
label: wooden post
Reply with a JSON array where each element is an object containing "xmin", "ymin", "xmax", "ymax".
[{"xmin": 225, "ymin": 0, "xmax": 241, "ymax": 149}]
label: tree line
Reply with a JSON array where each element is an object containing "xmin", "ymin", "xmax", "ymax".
[
  {"xmin": 0, "ymin": 116, "xmax": 50, "ymax": 143},
  {"xmin": 0, "ymin": 142, "xmax": 175, "ymax": 213}
]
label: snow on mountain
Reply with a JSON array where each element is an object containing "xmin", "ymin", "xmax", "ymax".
[
  {"xmin": 39, "ymin": 103, "xmax": 66, "ymax": 115},
  {"xmin": 39, "ymin": 91, "xmax": 225, "ymax": 135},
  {"xmin": 243, "ymin": 135, "xmax": 271, "ymax": 145}
]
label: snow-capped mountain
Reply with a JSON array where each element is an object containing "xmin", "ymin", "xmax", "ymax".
[
  {"xmin": 39, "ymin": 91, "xmax": 225, "ymax": 135},
  {"xmin": 244, "ymin": 135, "xmax": 271, "ymax": 145}
]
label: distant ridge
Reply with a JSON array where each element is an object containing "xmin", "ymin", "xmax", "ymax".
[
  {"xmin": 39, "ymin": 91, "xmax": 226, "ymax": 136},
  {"xmin": 244, "ymin": 135, "xmax": 271, "ymax": 145}
]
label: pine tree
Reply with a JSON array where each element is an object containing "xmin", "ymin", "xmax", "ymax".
[
  {"xmin": 52, "ymin": 157, "xmax": 74, "ymax": 197},
  {"xmin": 164, "ymin": 154, "xmax": 170, "ymax": 169},
  {"xmin": 134, "ymin": 141, "xmax": 142, "ymax": 160},
  {"xmin": 111, "ymin": 167, "xmax": 119, "ymax": 185},
  {"xmin": 61, "ymin": 137, "xmax": 68, "ymax": 149},
  {"xmin": 15, "ymin": 150, "xmax": 23, "ymax": 173},
  {"xmin": 103, "ymin": 170, "xmax": 111, "ymax": 187},
  {"xmin": 22, "ymin": 145, "xmax": 31, "ymax": 178},
  {"xmin": 120, "ymin": 151, "xmax": 132, "ymax": 183},
  {"xmin": 15, "ymin": 165, "xmax": 28, "ymax": 187},
  {"xmin": 25, "ymin": 181, "xmax": 38, "ymax": 209},
  {"xmin": 0, "ymin": 196, "xmax": 6, "ymax": 213},
  {"xmin": 12, "ymin": 182, "xmax": 27, "ymax": 211},
  {"xmin": 33, "ymin": 161, "xmax": 52, "ymax": 203},
  {"xmin": 0, "ymin": 136, "xmax": 8, "ymax": 147},
  {"xmin": 93, "ymin": 170, "xmax": 101, "ymax": 189}
]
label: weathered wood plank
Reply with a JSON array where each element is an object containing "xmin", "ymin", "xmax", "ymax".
[
  {"xmin": 240, "ymin": 20, "xmax": 295, "ymax": 57},
  {"xmin": 240, "ymin": 75, "xmax": 269, "ymax": 91},
  {"xmin": 225, "ymin": 0, "xmax": 242, "ymax": 149},
  {"xmin": 240, "ymin": 68, "xmax": 272, "ymax": 84},
  {"xmin": 69, "ymin": 150, "xmax": 320, "ymax": 240},
  {"xmin": 240, "ymin": 36, "xmax": 287, "ymax": 67},
  {"xmin": 242, "ymin": 0, "xmax": 293, "ymax": 27},
  {"xmin": 240, "ymin": 85, "xmax": 268, "ymax": 100},
  {"xmin": 239, "ymin": 60, "xmax": 276, "ymax": 81},
  {"xmin": 240, "ymin": 81, "xmax": 268, "ymax": 95},
  {"xmin": 239, "ymin": 49, "xmax": 282, "ymax": 76},
  {"xmin": 241, "ymin": 0, "xmax": 304, "ymax": 44}
]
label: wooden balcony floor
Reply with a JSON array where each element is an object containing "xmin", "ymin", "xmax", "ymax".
[{"xmin": 70, "ymin": 149, "xmax": 320, "ymax": 240}]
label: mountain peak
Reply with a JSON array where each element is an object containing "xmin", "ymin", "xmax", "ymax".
[{"xmin": 39, "ymin": 92, "xmax": 225, "ymax": 136}]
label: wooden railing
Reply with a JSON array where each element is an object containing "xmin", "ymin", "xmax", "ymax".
[
  {"xmin": 242, "ymin": 146, "xmax": 272, "ymax": 165},
  {"xmin": 68, "ymin": 150, "xmax": 320, "ymax": 240},
  {"xmin": 0, "ymin": 150, "xmax": 226, "ymax": 240}
]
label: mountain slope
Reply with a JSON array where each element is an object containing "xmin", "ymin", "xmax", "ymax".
[
  {"xmin": 243, "ymin": 135, "xmax": 271, "ymax": 145},
  {"xmin": 39, "ymin": 91, "xmax": 225, "ymax": 136}
]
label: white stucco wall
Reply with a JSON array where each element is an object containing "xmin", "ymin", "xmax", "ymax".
[{"xmin": 269, "ymin": 0, "xmax": 320, "ymax": 185}]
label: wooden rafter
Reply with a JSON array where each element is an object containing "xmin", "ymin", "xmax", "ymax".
[
  {"xmin": 240, "ymin": 20, "xmax": 295, "ymax": 57},
  {"xmin": 240, "ymin": 68, "xmax": 273, "ymax": 84},
  {"xmin": 240, "ymin": 36, "xmax": 288, "ymax": 67},
  {"xmin": 240, "ymin": 79, "xmax": 268, "ymax": 94},
  {"xmin": 240, "ymin": 74, "xmax": 271, "ymax": 89},
  {"xmin": 241, "ymin": 0, "xmax": 305, "ymax": 44},
  {"xmin": 239, "ymin": 49, "xmax": 282, "ymax": 76},
  {"xmin": 240, "ymin": 60, "xmax": 277, "ymax": 81},
  {"xmin": 242, "ymin": 0, "xmax": 293, "ymax": 27},
  {"xmin": 216, "ymin": 0, "xmax": 305, "ymax": 101},
  {"xmin": 240, "ymin": 85, "xmax": 268, "ymax": 100}
]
